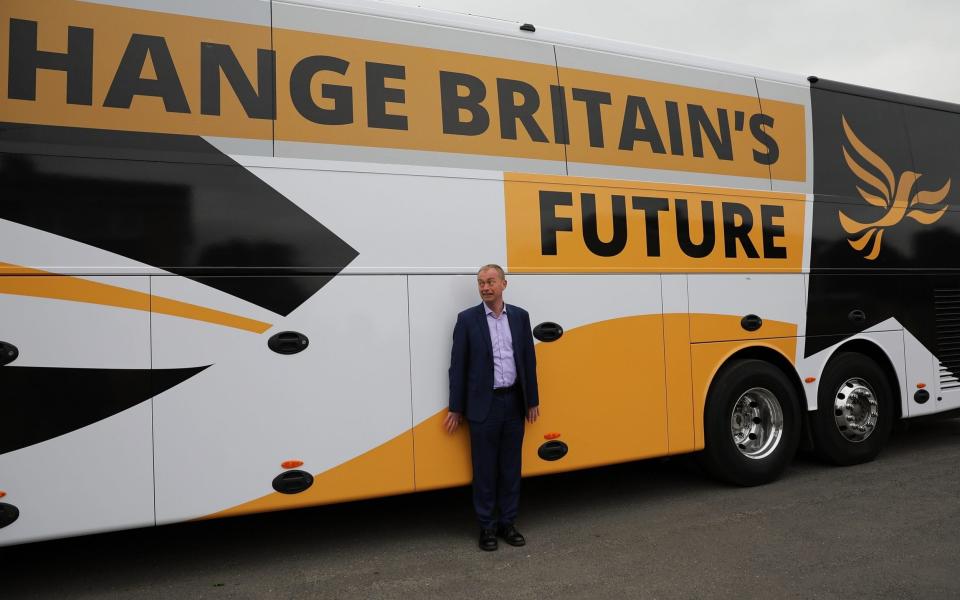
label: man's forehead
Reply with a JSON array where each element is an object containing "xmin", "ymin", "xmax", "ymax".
[{"xmin": 477, "ymin": 269, "xmax": 503, "ymax": 280}]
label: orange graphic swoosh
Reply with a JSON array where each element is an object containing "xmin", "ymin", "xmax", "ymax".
[{"xmin": 0, "ymin": 263, "xmax": 271, "ymax": 333}]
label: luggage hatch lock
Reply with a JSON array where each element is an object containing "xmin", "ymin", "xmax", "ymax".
[
  {"xmin": 538, "ymin": 440, "xmax": 568, "ymax": 461},
  {"xmin": 533, "ymin": 322, "xmax": 564, "ymax": 342},
  {"xmin": 0, "ymin": 342, "xmax": 18, "ymax": 366},
  {"xmin": 0, "ymin": 502, "xmax": 19, "ymax": 528},
  {"xmin": 740, "ymin": 315, "xmax": 763, "ymax": 332},
  {"xmin": 268, "ymin": 332, "xmax": 309, "ymax": 355},
  {"xmin": 272, "ymin": 470, "xmax": 314, "ymax": 494}
]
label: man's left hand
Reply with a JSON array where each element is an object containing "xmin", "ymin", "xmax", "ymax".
[
  {"xmin": 526, "ymin": 405, "xmax": 540, "ymax": 424},
  {"xmin": 443, "ymin": 411, "xmax": 463, "ymax": 434}
]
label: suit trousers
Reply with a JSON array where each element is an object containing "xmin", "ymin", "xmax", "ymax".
[{"xmin": 469, "ymin": 385, "xmax": 525, "ymax": 530}]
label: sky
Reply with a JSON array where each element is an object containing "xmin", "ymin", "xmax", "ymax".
[{"xmin": 388, "ymin": 0, "xmax": 960, "ymax": 104}]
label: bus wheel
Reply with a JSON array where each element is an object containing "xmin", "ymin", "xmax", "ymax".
[
  {"xmin": 701, "ymin": 359, "xmax": 801, "ymax": 486},
  {"xmin": 809, "ymin": 352, "xmax": 893, "ymax": 466}
]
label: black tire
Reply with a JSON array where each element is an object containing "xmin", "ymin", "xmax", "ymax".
[
  {"xmin": 700, "ymin": 359, "xmax": 801, "ymax": 486},
  {"xmin": 809, "ymin": 352, "xmax": 893, "ymax": 466}
]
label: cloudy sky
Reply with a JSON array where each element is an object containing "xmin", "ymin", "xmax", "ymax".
[{"xmin": 389, "ymin": 0, "xmax": 960, "ymax": 104}]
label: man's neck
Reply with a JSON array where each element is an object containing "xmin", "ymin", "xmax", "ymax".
[{"xmin": 484, "ymin": 300, "xmax": 505, "ymax": 316}]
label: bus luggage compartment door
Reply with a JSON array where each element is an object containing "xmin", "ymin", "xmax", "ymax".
[
  {"xmin": 151, "ymin": 275, "xmax": 414, "ymax": 524},
  {"xmin": 688, "ymin": 274, "xmax": 806, "ymax": 343},
  {"xmin": 0, "ymin": 275, "xmax": 154, "ymax": 546}
]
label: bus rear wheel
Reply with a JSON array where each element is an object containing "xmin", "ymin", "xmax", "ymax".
[
  {"xmin": 810, "ymin": 352, "xmax": 893, "ymax": 466},
  {"xmin": 701, "ymin": 359, "xmax": 801, "ymax": 486}
]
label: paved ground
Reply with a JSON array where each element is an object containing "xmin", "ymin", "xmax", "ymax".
[{"xmin": 4, "ymin": 418, "xmax": 960, "ymax": 600}]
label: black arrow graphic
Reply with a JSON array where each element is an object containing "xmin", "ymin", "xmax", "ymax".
[
  {"xmin": 0, "ymin": 365, "xmax": 208, "ymax": 455},
  {"xmin": 0, "ymin": 122, "xmax": 358, "ymax": 316}
]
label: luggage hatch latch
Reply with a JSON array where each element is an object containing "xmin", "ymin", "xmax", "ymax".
[
  {"xmin": 272, "ymin": 470, "xmax": 314, "ymax": 494},
  {"xmin": 268, "ymin": 332, "xmax": 309, "ymax": 355},
  {"xmin": 538, "ymin": 440, "xmax": 568, "ymax": 461},
  {"xmin": 533, "ymin": 322, "xmax": 564, "ymax": 343},
  {"xmin": 0, "ymin": 342, "xmax": 18, "ymax": 366},
  {"xmin": 0, "ymin": 502, "xmax": 19, "ymax": 529}
]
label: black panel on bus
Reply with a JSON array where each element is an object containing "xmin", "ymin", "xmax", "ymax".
[{"xmin": 806, "ymin": 83, "xmax": 960, "ymax": 359}]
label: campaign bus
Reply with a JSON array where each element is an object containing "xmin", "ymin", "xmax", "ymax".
[{"xmin": 1, "ymin": 0, "xmax": 959, "ymax": 546}]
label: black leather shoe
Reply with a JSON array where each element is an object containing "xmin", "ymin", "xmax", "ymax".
[
  {"xmin": 479, "ymin": 528, "xmax": 498, "ymax": 551},
  {"xmin": 497, "ymin": 524, "xmax": 526, "ymax": 547}
]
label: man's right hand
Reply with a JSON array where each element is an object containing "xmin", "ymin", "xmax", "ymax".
[{"xmin": 443, "ymin": 411, "xmax": 463, "ymax": 434}]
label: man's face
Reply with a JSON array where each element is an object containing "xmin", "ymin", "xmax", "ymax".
[{"xmin": 477, "ymin": 268, "xmax": 507, "ymax": 306}]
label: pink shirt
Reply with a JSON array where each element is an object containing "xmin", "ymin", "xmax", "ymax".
[{"xmin": 485, "ymin": 304, "xmax": 517, "ymax": 388}]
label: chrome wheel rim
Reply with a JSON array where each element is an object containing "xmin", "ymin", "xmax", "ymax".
[
  {"xmin": 730, "ymin": 387, "xmax": 784, "ymax": 460},
  {"xmin": 833, "ymin": 377, "xmax": 878, "ymax": 443}
]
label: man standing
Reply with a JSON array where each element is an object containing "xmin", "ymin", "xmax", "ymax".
[{"xmin": 445, "ymin": 264, "xmax": 540, "ymax": 551}]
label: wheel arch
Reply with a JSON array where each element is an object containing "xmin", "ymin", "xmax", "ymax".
[
  {"xmin": 819, "ymin": 338, "xmax": 904, "ymax": 421},
  {"xmin": 697, "ymin": 344, "xmax": 806, "ymax": 485},
  {"xmin": 701, "ymin": 344, "xmax": 806, "ymax": 443}
]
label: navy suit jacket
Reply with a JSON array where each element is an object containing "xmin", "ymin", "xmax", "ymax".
[{"xmin": 448, "ymin": 303, "xmax": 539, "ymax": 423}]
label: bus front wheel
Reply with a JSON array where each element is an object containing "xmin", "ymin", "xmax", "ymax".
[
  {"xmin": 809, "ymin": 352, "xmax": 893, "ymax": 466},
  {"xmin": 700, "ymin": 359, "xmax": 802, "ymax": 486}
]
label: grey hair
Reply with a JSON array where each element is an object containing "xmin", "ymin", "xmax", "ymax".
[{"xmin": 477, "ymin": 264, "xmax": 506, "ymax": 280}]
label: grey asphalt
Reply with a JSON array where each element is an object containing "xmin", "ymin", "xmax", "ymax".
[{"xmin": 4, "ymin": 418, "xmax": 960, "ymax": 599}]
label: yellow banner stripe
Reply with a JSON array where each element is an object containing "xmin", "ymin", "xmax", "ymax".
[
  {"xmin": 504, "ymin": 173, "xmax": 806, "ymax": 273},
  {"xmin": 0, "ymin": 0, "xmax": 807, "ymax": 182}
]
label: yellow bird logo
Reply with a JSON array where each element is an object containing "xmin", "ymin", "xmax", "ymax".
[{"xmin": 839, "ymin": 115, "xmax": 951, "ymax": 260}]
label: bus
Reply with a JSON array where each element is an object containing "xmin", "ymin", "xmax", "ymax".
[{"xmin": 1, "ymin": 0, "xmax": 958, "ymax": 546}]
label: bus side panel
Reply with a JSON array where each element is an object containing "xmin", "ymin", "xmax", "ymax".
[
  {"xmin": 687, "ymin": 274, "xmax": 805, "ymax": 449},
  {"xmin": 794, "ymin": 329, "xmax": 908, "ymax": 418},
  {"xmin": 662, "ymin": 274, "xmax": 696, "ymax": 454},
  {"xmin": 688, "ymin": 274, "xmax": 806, "ymax": 343},
  {"xmin": 554, "ymin": 45, "xmax": 775, "ymax": 191},
  {"xmin": 409, "ymin": 274, "xmax": 668, "ymax": 491},
  {"xmin": 755, "ymin": 78, "xmax": 813, "ymax": 196},
  {"xmin": 902, "ymin": 106, "xmax": 960, "ymax": 415},
  {"xmin": 271, "ymin": 1, "xmax": 566, "ymax": 174},
  {"xmin": 511, "ymin": 274, "xmax": 667, "ymax": 475},
  {"xmin": 407, "ymin": 275, "xmax": 480, "ymax": 491},
  {"xmin": 902, "ymin": 328, "xmax": 939, "ymax": 417},
  {"xmin": 0, "ymin": 276, "xmax": 154, "ymax": 546},
  {"xmin": 0, "ymin": 0, "xmax": 274, "ymax": 157},
  {"xmin": 807, "ymin": 88, "xmax": 960, "ymax": 418},
  {"xmin": 249, "ymin": 163, "xmax": 507, "ymax": 275},
  {"xmin": 152, "ymin": 274, "xmax": 415, "ymax": 523}
]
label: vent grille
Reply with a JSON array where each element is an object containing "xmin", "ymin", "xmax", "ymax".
[
  {"xmin": 939, "ymin": 362, "xmax": 960, "ymax": 390},
  {"xmin": 934, "ymin": 289, "xmax": 960, "ymax": 390}
]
